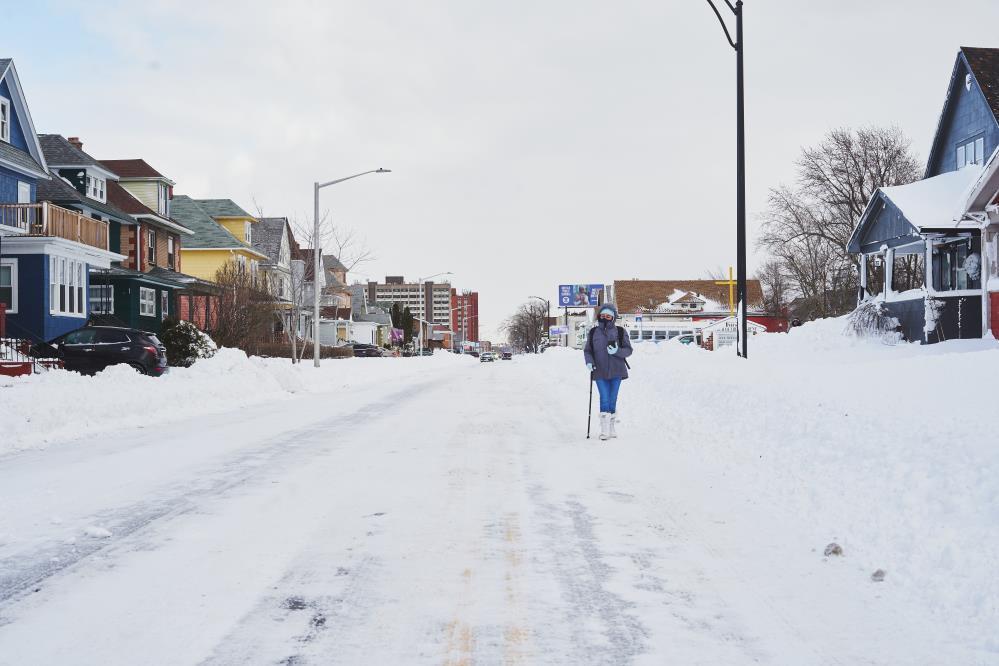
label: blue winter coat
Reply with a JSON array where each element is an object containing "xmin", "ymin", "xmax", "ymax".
[{"xmin": 583, "ymin": 304, "xmax": 633, "ymax": 380}]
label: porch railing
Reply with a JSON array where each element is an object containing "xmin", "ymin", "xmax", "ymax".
[{"xmin": 0, "ymin": 201, "xmax": 109, "ymax": 251}]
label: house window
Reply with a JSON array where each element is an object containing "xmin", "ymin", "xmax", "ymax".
[
  {"xmin": 86, "ymin": 174, "xmax": 106, "ymax": 202},
  {"xmin": 0, "ymin": 96, "xmax": 9, "ymax": 143},
  {"xmin": 167, "ymin": 236, "xmax": 175, "ymax": 269},
  {"xmin": 891, "ymin": 251, "xmax": 925, "ymax": 293},
  {"xmin": 245, "ymin": 222, "xmax": 252, "ymax": 244},
  {"xmin": 157, "ymin": 183, "xmax": 169, "ymax": 216},
  {"xmin": 147, "ymin": 228, "xmax": 156, "ymax": 264},
  {"xmin": 957, "ymin": 136, "xmax": 986, "ymax": 168},
  {"xmin": 49, "ymin": 257, "xmax": 86, "ymax": 317},
  {"xmin": 161, "ymin": 291, "xmax": 169, "ymax": 319},
  {"xmin": 0, "ymin": 259, "xmax": 17, "ymax": 313},
  {"xmin": 139, "ymin": 287, "xmax": 156, "ymax": 316},
  {"xmin": 89, "ymin": 284, "xmax": 114, "ymax": 314},
  {"xmin": 865, "ymin": 254, "xmax": 885, "ymax": 297},
  {"xmin": 237, "ymin": 255, "xmax": 247, "ymax": 272},
  {"xmin": 932, "ymin": 236, "xmax": 981, "ymax": 291}
]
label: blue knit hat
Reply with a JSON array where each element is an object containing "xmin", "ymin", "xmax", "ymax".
[{"xmin": 598, "ymin": 303, "xmax": 618, "ymax": 318}]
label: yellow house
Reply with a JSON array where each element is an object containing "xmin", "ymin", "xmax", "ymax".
[{"xmin": 169, "ymin": 195, "xmax": 268, "ymax": 281}]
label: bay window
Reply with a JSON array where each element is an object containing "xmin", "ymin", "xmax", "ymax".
[
  {"xmin": 0, "ymin": 259, "xmax": 17, "ymax": 313},
  {"xmin": 49, "ymin": 256, "xmax": 86, "ymax": 316}
]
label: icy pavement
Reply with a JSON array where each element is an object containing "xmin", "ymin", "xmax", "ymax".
[{"xmin": 0, "ymin": 327, "xmax": 996, "ymax": 664}]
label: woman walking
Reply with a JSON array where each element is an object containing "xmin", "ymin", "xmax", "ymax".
[{"xmin": 584, "ymin": 303, "xmax": 633, "ymax": 441}]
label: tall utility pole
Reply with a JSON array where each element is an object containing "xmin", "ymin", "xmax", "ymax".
[
  {"xmin": 705, "ymin": 0, "xmax": 748, "ymax": 358},
  {"xmin": 311, "ymin": 168, "xmax": 391, "ymax": 367}
]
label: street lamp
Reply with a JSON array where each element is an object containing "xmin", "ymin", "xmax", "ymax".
[
  {"xmin": 529, "ymin": 296, "xmax": 550, "ymax": 352},
  {"xmin": 312, "ymin": 168, "xmax": 391, "ymax": 367},
  {"xmin": 416, "ymin": 271, "xmax": 452, "ymax": 354},
  {"xmin": 705, "ymin": 0, "xmax": 748, "ymax": 358}
]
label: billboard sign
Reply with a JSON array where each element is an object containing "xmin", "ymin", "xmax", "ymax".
[{"xmin": 558, "ymin": 284, "xmax": 603, "ymax": 307}]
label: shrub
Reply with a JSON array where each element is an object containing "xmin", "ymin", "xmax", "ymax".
[
  {"xmin": 845, "ymin": 300, "xmax": 902, "ymax": 343},
  {"xmin": 160, "ymin": 318, "xmax": 217, "ymax": 367}
]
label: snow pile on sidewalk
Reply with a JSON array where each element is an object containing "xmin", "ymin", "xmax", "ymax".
[
  {"xmin": 1, "ymin": 349, "xmax": 470, "ymax": 456},
  {"xmin": 529, "ymin": 320, "xmax": 999, "ymax": 656}
]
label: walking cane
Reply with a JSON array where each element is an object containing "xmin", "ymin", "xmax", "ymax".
[{"xmin": 586, "ymin": 372, "xmax": 594, "ymax": 439}]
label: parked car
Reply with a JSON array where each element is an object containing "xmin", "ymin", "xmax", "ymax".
[
  {"xmin": 31, "ymin": 326, "xmax": 168, "ymax": 376},
  {"xmin": 480, "ymin": 351, "xmax": 496, "ymax": 362},
  {"xmin": 350, "ymin": 343, "xmax": 383, "ymax": 357}
]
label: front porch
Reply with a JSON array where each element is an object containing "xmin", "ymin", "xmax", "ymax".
[{"xmin": 857, "ymin": 232, "xmax": 986, "ymax": 343}]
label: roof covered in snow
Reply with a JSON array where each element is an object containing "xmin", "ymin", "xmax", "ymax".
[
  {"xmin": 880, "ymin": 164, "xmax": 984, "ymax": 230},
  {"xmin": 614, "ymin": 280, "xmax": 763, "ymax": 314}
]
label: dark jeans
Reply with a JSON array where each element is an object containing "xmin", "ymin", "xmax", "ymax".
[{"xmin": 594, "ymin": 377, "xmax": 622, "ymax": 413}]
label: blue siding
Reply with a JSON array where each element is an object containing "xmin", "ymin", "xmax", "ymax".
[
  {"xmin": 0, "ymin": 162, "xmax": 36, "ymax": 204},
  {"xmin": 857, "ymin": 194, "xmax": 920, "ymax": 253},
  {"xmin": 3, "ymin": 252, "xmax": 90, "ymax": 342},
  {"xmin": 926, "ymin": 56, "xmax": 999, "ymax": 177},
  {"xmin": 0, "ymin": 77, "xmax": 32, "ymax": 154}
]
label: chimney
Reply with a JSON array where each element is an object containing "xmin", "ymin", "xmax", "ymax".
[{"xmin": 67, "ymin": 137, "xmax": 83, "ymax": 151}]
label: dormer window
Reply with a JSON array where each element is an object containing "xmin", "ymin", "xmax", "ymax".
[
  {"xmin": 157, "ymin": 182, "xmax": 169, "ymax": 216},
  {"xmin": 0, "ymin": 96, "xmax": 10, "ymax": 143},
  {"xmin": 85, "ymin": 174, "xmax": 106, "ymax": 203},
  {"xmin": 957, "ymin": 136, "xmax": 985, "ymax": 168}
]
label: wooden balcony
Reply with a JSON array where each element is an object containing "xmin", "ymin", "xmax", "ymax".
[{"xmin": 0, "ymin": 201, "xmax": 109, "ymax": 251}]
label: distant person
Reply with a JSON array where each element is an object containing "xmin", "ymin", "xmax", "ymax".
[{"xmin": 584, "ymin": 303, "xmax": 633, "ymax": 441}]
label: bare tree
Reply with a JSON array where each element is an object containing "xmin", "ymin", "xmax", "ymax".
[
  {"xmin": 211, "ymin": 261, "xmax": 278, "ymax": 352},
  {"xmin": 289, "ymin": 210, "xmax": 374, "ymax": 277},
  {"xmin": 501, "ymin": 300, "xmax": 549, "ymax": 353},
  {"xmin": 756, "ymin": 259, "xmax": 791, "ymax": 317},
  {"xmin": 759, "ymin": 126, "xmax": 921, "ymax": 320}
]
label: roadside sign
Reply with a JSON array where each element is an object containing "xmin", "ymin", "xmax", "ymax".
[{"xmin": 549, "ymin": 325, "xmax": 569, "ymax": 336}]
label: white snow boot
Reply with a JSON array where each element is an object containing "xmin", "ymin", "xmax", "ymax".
[
  {"xmin": 599, "ymin": 412, "xmax": 611, "ymax": 441},
  {"xmin": 609, "ymin": 413, "xmax": 617, "ymax": 439}
]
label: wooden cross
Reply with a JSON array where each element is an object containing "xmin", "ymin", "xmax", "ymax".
[{"xmin": 714, "ymin": 266, "xmax": 737, "ymax": 315}]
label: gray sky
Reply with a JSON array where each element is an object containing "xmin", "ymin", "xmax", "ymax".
[{"xmin": 10, "ymin": 0, "xmax": 999, "ymax": 339}]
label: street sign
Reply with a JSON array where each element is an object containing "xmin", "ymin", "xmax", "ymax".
[
  {"xmin": 558, "ymin": 284, "xmax": 603, "ymax": 307},
  {"xmin": 549, "ymin": 325, "xmax": 569, "ymax": 336}
]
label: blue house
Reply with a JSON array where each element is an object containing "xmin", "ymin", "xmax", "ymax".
[
  {"xmin": 0, "ymin": 58, "xmax": 123, "ymax": 342},
  {"xmin": 848, "ymin": 47, "xmax": 999, "ymax": 343}
]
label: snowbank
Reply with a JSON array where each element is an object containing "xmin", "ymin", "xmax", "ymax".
[
  {"xmin": 1, "ymin": 349, "xmax": 472, "ymax": 456},
  {"xmin": 528, "ymin": 324, "xmax": 999, "ymax": 655}
]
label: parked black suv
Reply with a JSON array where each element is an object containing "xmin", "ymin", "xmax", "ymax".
[
  {"xmin": 31, "ymin": 326, "xmax": 169, "ymax": 376},
  {"xmin": 350, "ymin": 343, "xmax": 385, "ymax": 358}
]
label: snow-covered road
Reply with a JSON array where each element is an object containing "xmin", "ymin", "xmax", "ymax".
[{"xmin": 0, "ymin": 336, "xmax": 994, "ymax": 664}]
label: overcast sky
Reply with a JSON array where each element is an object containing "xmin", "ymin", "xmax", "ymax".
[{"xmin": 9, "ymin": 0, "xmax": 999, "ymax": 339}]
